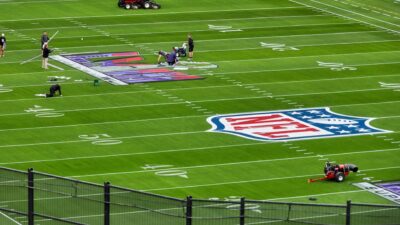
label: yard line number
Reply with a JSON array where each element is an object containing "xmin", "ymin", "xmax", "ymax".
[
  {"xmin": 317, "ymin": 61, "xmax": 357, "ymax": 71},
  {"xmin": 261, "ymin": 42, "xmax": 299, "ymax": 51},
  {"xmin": 208, "ymin": 196, "xmax": 262, "ymax": 213},
  {"xmin": 379, "ymin": 82, "xmax": 400, "ymax": 91},
  {"xmin": 24, "ymin": 105, "xmax": 64, "ymax": 117},
  {"xmin": 0, "ymin": 84, "xmax": 13, "ymax": 93},
  {"xmin": 78, "ymin": 133, "xmax": 122, "ymax": 145},
  {"xmin": 208, "ymin": 25, "xmax": 242, "ymax": 33},
  {"xmin": 142, "ymin": 164, "xmax": 188, "ymax": 179}
]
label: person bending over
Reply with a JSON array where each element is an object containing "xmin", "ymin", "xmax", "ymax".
[
  {"xmin": 47, "ymin": 84, "xmax": 62, "ymax": 97},
  {"xmin": 35, "ymin": 84, "xmax": 62, "ymax": 98},
  {"xmin": 157, "ymin": 47, "xmax": 178, "ymax": 66}
]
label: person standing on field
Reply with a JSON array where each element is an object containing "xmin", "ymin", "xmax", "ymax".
[
  {"xmin": 41, "ymin": 31, "xmax": 49, "ymax": 50},
  {"xmin": 187, "ymin": 33, "xmax": 194, "ymax": 61},
  {"xmin": 0, "ymin": 33, "xmax": 6, "ymax": 57},
  {"xmin": 42, "ymin": 43, "xmax": 52, "ymax": 69}
]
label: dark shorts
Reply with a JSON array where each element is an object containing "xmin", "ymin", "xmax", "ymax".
[{"xmin": 189, "ymin": 45, "xmax": 194, "ymax": 52}]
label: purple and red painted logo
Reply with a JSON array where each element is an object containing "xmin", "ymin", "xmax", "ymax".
[
  {"xmin": 52, "ymin": 51, "xmax": 204, "ymax": 85},
  {"xmin": 207, "ymin": 107, "xmax": 389, "ymax": 142}
]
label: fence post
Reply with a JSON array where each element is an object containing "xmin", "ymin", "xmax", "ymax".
[
  {"xmin": 27, "ymin": 168, "xmax": 34, "ymax": 225},
  {"xmin": 186, "ymin": 196, "xmax": 193, "ymax": 225},
  {"xmin": 286, "ymin": 203, "xmax": 292, "ymax": 221},
  {"xmin": 346, "ymin": 200, "xmax": 351, "ymax": 225},
  {"xmin": 104, "ymin": 182, "xmax": 111, "ymax": 225},
  {"xmin": 240, "ymin": 197, "xmax": 245, "ymax": 225}
]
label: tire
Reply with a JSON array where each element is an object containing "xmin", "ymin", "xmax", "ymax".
[
  {"xmin": 125, "ymin": 4, "xmax": 131, "ymax": 9},
  {"xmin": 335, "ymin": 172, "xmax": 345, "ymax": 182},
  {"xmin": 144, "ymin": 2, "xmax": 151, "ymax": 8},
  {"xmin": 151, "ymin": 3, "xmax": 160, "ymax": 9}
]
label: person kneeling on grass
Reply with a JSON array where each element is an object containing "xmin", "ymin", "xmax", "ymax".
[
  {"xmin": 157, "ymin": 47, "xmax": 178, "ymax": 66},
  {"xmin": 35, "ymin": 84, "xmax": 62, "ymax": 98}
]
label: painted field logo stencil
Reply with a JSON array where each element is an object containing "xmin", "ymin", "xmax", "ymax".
[
  {"xmin": 51, "ymin": 52, "xmax": 203, "ymax": 85},
  {"xmin": 207, "ymin": 108, "xmax": 389, "ymax": 142}
]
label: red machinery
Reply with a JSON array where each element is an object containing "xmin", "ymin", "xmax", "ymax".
[
  {"xmin": 308, "ymin": 162, "xmax": 358, "ymax": 183},
  {"xmin": 118, "ymin": 0, "xmax": 161, "ymax": 9}
]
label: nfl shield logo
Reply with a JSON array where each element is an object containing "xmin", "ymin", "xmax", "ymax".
[{"xmin": 207, "ymin": 108, "xmax": 389, "ymax": 142}]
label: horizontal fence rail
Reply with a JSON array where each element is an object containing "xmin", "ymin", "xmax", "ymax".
[{"xmin": 0, "ymin": 167, "xmax": 399, "ymax": 225}]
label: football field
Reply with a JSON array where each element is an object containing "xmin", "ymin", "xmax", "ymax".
[{"xmin": 0, "ymin": 0, "xmax": 400, "ymax": 210}]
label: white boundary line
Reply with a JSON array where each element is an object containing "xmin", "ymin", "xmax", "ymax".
[
  {"xmin": 290, "ymin": 0, "xmax": 400, "ymax": 34},
  {"xmin": 0, "ymin": 211, "xmax": 22, "ymax": 225},
  {"xmin": 311, "ymin": 0, "xmax": 400, "ymax": 28}
]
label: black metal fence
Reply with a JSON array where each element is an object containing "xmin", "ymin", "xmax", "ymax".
[{"xmin": 0, "ymin": 167, "xmax": 399, "ymax": 225}]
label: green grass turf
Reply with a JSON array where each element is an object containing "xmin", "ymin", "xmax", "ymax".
[{"xmin": 0, "ymin": 0, "xmax": 400, "ymax": 223}]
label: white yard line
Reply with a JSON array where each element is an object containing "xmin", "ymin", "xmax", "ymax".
[
  {"xmin": 1, "ymin": 165, "xmax": 398, "ymax": 205},
  {"xmin": 70, "ymin": 148, "xmax": 400, "ymax": 178},
  {"xmin": 0, "ymin": 6, "xmax": 308, "ymax": 22},
  {"xmin": 211, "ymin": 61, "xmax": 400, "ymax": 76},
  {"xmin": 3, "ymin": 30, "xmax": 384, "ymax": 54},
  {"xmin": 47, "ymin": 63, "xmax": 64, "ymax": 71},
  {"xmin": 1, "ymin": 70, "xmax": 400, "ymax": 104},
  {"xmin": 0, "ymin": 142, "xmax": 267, "ymax": 165},
  {"xmin": 0, "ymin": 130, "xmax": 204, "ymax": 149},
  {"xmin": 4, "ymin": 38, "xmax": 399, "ymax": 66},
  {"xmin": 265, "ymin": 190, "xmax": 365, "ymax": 201},
  {"xmin": 0, "ymin": 87, "xmax": 397, "ymax": 118},
  {"xmin": 0, "ymin": 70, "xmax": 70, "ymax": 78},
  {"xmin": 145, "ymin": 166, "xmax": 400, "ymax": 192},
  {"xmin": 0, "ymin": 110, "xmax": 398, "ymax": 151},
  {"xmin": 0, "ymin": 0, "xmax": 76, "ymax": 4},
  {"xmin": 10, "ymin": 15, "xmax": 329, "ymax": 32},
  {"xmin": 214, "ymin": 50, "xmax": 400, "ymax": 63},
  {"xmin": 34, "ymin": 22, "xmax": 357, "ymax": 40},
  {"xmin": 0, "ymin": 62, "xmax": 399, "ymax": 100},
  {"xmin": 0, "ymin": 99, "xmax": 399, "ymax": 135}
]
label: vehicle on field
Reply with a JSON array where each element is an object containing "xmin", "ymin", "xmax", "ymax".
[
  {"xmin": 118, "ymin": 0, "xmax": 161, "ymax": 10},
  {"xmin": 308, "ymin": 162, "xmax": 359, "ymax": 183}
]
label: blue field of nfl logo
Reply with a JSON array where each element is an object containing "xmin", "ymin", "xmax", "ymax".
[{"xmin": 207, "ymin": 107, "xmax": 389, "ymax": 142}]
